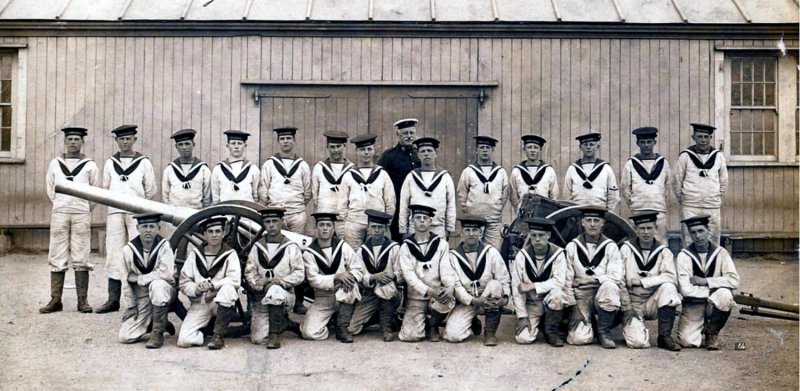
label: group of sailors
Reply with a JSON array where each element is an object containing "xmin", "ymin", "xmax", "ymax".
[{"xmin": 40, "ymin": 118, "xmax": 738, "ymax": 352}]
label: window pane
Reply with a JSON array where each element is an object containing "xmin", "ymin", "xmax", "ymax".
[
  {"xmin": 731, "ymin": 83, "xmax": 741, "ymax": 106},
  {"xmin": 753, "ymin": 59, "xmax": 764, "ymax": 82},
  {"xmin": 731, "ymin": 128, "xmax": 742, "ymax": 155},
  {"xmin": 0, "ymin": 106, "xmax": 10, "ymax": 127},
  {"xmin": 742, "ymin": 59, "xmax": 752, "ymax": 82},
  {"xmin": 742, "ymin": 82, "xmax": 752, "ymax": 106},
  {"xmin": 764, "ymin": 58, "xmax": 776, "ymax": 82},
  {"xmin": 741, "ymin": 131, "xmax": 753, "ymax": 155},
  {"xmin": 0, "ymin": 80, "xmax": 10, "ymax": 104},
  {"xmin": 753, "ymin": 82, "xmax": 764, "ymax": 106},
  {"xmin": 753, "ymin": 130, "xmax": 765, "ymax": 155},
  {"xmin": 0, "ymin": 127, "xmax": 10, "ymax": 152},
  {"xmin": 765, "ymin": 83, "xmax": 775, "ymax": 107},
  {"xmin": 731, "ymin": 59, "xmax": 741, "ymax": 82},
  {"xmin": 764, "ymin": 131, "xmax": 775, "ymax": 155},
  {"xmin": 0, "ymin": 55, "xmax": 11, "ymax": 79}
]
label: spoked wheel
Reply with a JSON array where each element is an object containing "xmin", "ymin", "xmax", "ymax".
[{"xmin": 169, "ymin": 202, "xmax": 268, "ymax": 335}]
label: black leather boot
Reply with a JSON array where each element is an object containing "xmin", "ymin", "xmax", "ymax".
[
  {"xmin": 95, "ymin": 278, "xmax": 121, "ymax": 314},
  {"xmin": 39, "ymin": 272, "xmax": 66, "ymax": 314},
  {"xmin": 703, "ymin": 307, "xmax": 731, "ymax": 351},
  {"xmin": 656, "ymin": 306, "xmax": 681, "ymax": 351},
  {"xmin": 596, "ymin": 308, "xmax": 617, "ymax": 349},
  {"xmin": 428, "ymin": 311, "xmax": 447, "ymax": 342},
  {"xmin": 379, "ymin": 298, "xmax": 396, "ymax": 342},
  {"xmin": 336, "ymin": 303, "xmax": 355, "ymax": 343},
  {"xmin": 483, "ymin": 310, "xmax": 501, "ymax": 346},
  {"xmin": 266, "ymin": 305, "xmax": 285, "ymax": 349},
  {"xmin": 208, "ymin": 305, "xmax": 235, "ymax": 350},
  {"xmin": 146, "ymin": 305, "xmax": 169, "ymax": 349},
  {"xmin": 74, "ymin": 271, "xmax": 93, "ymax": 313},
  {"xmin": 544, "ymin": 308, "xmax": 565, "ymax": 347}
]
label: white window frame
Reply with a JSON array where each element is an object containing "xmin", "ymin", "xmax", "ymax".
[
  {"xmin": 715, "ymin": 47, "xmax": 798, "ymax": 164},
  {"xmin": 0, "ymin": 45, "xmax": 27, "ymax": 163}
]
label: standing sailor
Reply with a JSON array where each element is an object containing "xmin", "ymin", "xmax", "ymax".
[
  {"xmin": 621, "ymin": 127, "xmax": 672, "ymax": 243},
  {"xmin": 619, "ymin": 212, "xmax": 682, "ymax": 351},
  {"xmin": 211, "ymin": 130, "xmax": 260, "ymax": 203},
  {"xmin": 377, "ymin": 119, "xmax": 420, "ymax": 241},
  {"xmin": 511, "ymin": 217, "xmax": 569, "ymax": 347},
  {"xmin": 97, "ymin": 125, "xmax": 158, "ymax": 314},
  {"xmin": 443, "ymin": 215, "xmax": 510, "ymax": 346},
  {"xmin": 259, "ymin": 126, "xmax": 313, "ymax": 314},
  {"xmin": 41, "ymin": 126, "xmax": 99, "ymax": 314},
  {"xmin": 312, "ymin": 131, "xmax": 354, "ymax": 236},
  {"xmin": 564, "ymin": 132, "xmax": 620, "ymax": 211},
  {"xmin": 673, "ymin": 123, "xmax": 729, "ymax": 246},
  {"xmin": 118, "ymin": 213, "xmax": 175, "ymax": 349},
  {"xmin": 510, "ymin": 134, "xmax": 559, "ymax": 214},
  {"xmin": 676, "ymin": 215, "xmax": 739, "ymax": 350},
  {"xmin": 339, "ymin": 134, "xmax": 396, "ymax": 249},
  {"xmin": 456, "ymin": 136, "xmax": 509, "ymax": 249},
  {"xmin": 398, "ymin": 137, "xmax": 457, "ymax": 240}
]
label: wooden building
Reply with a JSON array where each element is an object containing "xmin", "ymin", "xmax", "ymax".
[{"xmin": 0, "ymin": 0, "xmax": 797, "ymax": 253}]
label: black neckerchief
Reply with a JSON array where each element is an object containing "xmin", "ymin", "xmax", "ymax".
[
  {"xmin": 630, "ymin": 155, "xmax": 666, "ymax": 184},
  {"xmin": 624, "ymin": 238, "xmax": 666, "ymax": 272},
  {"xmin": 514, "ymin": 161, "xmax": 551, "ymax": 190},
  {"xmin": 360, "ymin": 237, "xmax": 398, "ymax": 274},
  {"xmin": 450, "ymin": 243, "xmax": 490, "ymax": 283},
  {"xmin": 404, "ymin": 235, "xmax": 442, "ymax": 268},
  {"xmin": 411, "ymin": 168, "xmax": 449, "ymax": 197},
  {"xmin": 218, "ymin": 160, "xmax": 252, "ymax": 191},
  {"xmin": 306, "ymin": 237, "xmax": 344, "ymax": 275},
  {"xmin": 574, "ymin": 234, "xmax": 613, "ymax": 270},
  {"xmin": 350, "ymin": 166, "xmax": 384, "ymax": 191},
  {"xmin": 193, "ymin": 245, "xmax": 234, "ymax": 279},
  {"xmin": 57, "ymin": 155, "xmax": 92, "ymax": 181},
  {"xmin": 467, "ymin": 163, "xmax": 503, "ymax": 193},
  {"xmin": 255, "ymin": 236, "xmax": 293, "ymax": 277},
  {"xmin": 571, "ymin": 159, "xmax": 608, "ymax": 189},
  {"xmin": 170, "ymin": 157, "xmax": 207, "ymax": 189},
  {"xmin": 681, "ymin": 146, "xmax": 719, "ymax": 177},
  {"xmin": 110, "ymin": 152, "xmax": 146, "ymax": 182},
  {"xmin": 269, "ymin": 155, "xmax": 305, "ymax": 184},
  {"xmin": 319, "ymin": 159, "xmax": 354, "ymax": 192},
  {"xmin": 521, "ymin": 244, "xmax": 561, "ymax": 283},
  {"xmin": 683, "ymin": 243, "xmax": 721, "ymax": 278},
  {"xmin": 127, "ymin": 235, "xmax": 167, "ymax": 274}
]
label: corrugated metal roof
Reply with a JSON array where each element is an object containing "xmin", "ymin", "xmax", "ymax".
[{"xmin": 0, "ymin": 0, "xmax": 796, "ymax": 23}]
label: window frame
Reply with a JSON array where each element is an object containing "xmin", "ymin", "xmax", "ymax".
[
  {"xmin": 716, "ymin": 47, "xmax": 798, "ymax": 164},
  {"xmin": 0, "ymin": 46, "xmax": 26, "ymax": 164}
]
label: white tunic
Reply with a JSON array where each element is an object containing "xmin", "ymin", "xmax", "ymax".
[
  {"xmin": 103, "ymin": 153, "xmax": 158, "ymax": 214},
  {"xmin": 445, "ymin": 243, "xmax": 510, "ymax": 305},
  {"xmin": 672, "ymin": 147, "xmax": 729, "ymax": 209},
  {"xmin": 510, "ymin": 244, "xmax": 568, "ymax": 316},
  {"xmin": 398, "ymin": 235, "xmax": 453, "ymax": 301},
  {"xmin": 563, "ymin": 159, "xmax": 619, "ymax": 210},
  {"xmin": 211, "ymin": 159, "xmax": 261, "ymax": 203},
  {"xmin": 456, "ymin": 163, "xmax": 509, "ymax": 222},
  {"xmin": 244, "ymin": 238, "xmax": 305, "ymax": 292},
  {"xmin": 564, "ymin": 236, "xmax": 624, "ymax": 292},
  {"xmin": 259, "ymin": 155, "xmax": 312, "ymax": 215},
  {"xmin": 675, "ymin": 244, "xmax": 739, "ymax": 300},
  {"xmin": 121, "ymin": 236, "xmax": 175, "ymax": 304},
  {"xmin": 162, "ymin": 158, "xmax": 212, "ymax": 209},
  {"xmin": 398, "ymin": 169, "xmax": 457, "ymax": 234},
  {"xmin": 46, "ymin": 155, "xmax": 100, "ymax": 213},
  {"xmin": 509, "ymin": 161, "xmax": 560, "ymax": 210},
  {"xmin": 303, "ymin": 238, "xmax": 363, "ymax": 293},
  {"xmin": 338, "ymin": 166, "xmax": 396, "ymax": 224},
  {"xmin": 312, "ymin": 160, "xmax": 354, "ymax": 215},
  {"xmin": 620, "ymin": 155, "xmax": 671, "ymax": 212},
  {"xmin": 619, "ymin": 239, "xmax": 677, "ymax": 296}
]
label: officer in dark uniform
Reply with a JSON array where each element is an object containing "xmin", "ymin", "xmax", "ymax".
[{"xmin": 378, "ymin": 118, "xmax": 420, "ymax": 241}]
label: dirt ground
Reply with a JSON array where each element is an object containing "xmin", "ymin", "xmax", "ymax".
[{"xmin": 0, "ymin": 253, "xmax": 797, "ymax": 390}]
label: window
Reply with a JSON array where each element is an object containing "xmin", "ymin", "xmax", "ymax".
[
  {"xmin": 729, "ymin": 56, "xmax": 778, "ymax": 157},
  {"xmin": 719, "ymin": 49, "xmax": 799, "ymax": 164},
  {"xmin": 0, "ymin": 47, "xmax": 25, "ymax": 162}
]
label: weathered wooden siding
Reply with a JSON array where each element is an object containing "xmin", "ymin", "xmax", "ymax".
[{"xmin": 0, "ymin": 35, "xmax": 797, "ymax": 239}]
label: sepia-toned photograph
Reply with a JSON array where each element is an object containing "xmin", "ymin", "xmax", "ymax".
[{"xmin": 0, "ymin": 0, "xmax": 797, "ymax": 389}]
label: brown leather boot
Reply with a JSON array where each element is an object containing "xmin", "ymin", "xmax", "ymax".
[
  {"xmin": 95, "ymin": 278, "xmax": 121, "ymax": 314},
  {"xmin": 39, "ymin": 272, "xmax": 66, "ymax": 314},
  {"xmin": 146, "ymin": 305, "xmax": 169, "ymax": 349}
]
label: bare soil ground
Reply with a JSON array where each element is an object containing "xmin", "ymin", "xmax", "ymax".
[{"xmin": 0, "ymin": 253, "xmax": 797, "ymax": 390}]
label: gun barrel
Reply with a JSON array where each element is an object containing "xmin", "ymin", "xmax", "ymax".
[
  {"xmin": 54, "ymin": 179, "xmax": 196, "ymax": 225},
  {"xmin": 734, "ymin": 294, "xmax": 799, "ymax": 314}
]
